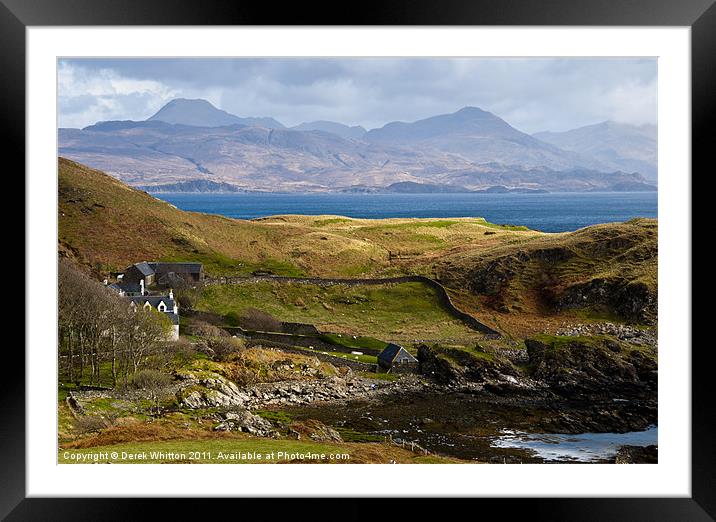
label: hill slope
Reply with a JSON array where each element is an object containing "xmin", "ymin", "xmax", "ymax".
[
  {"xmin": 57, "ymin": 158, "xmax": 538, "ymax": 277},
  {"xmin": 435, "ymin": 218, "xmax": 657, "ymax": 325},
  {"xmin": 59, "ymin": 158, "xmax": 657, "ymax": 329}
]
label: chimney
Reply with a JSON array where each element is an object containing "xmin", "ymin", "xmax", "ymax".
[{"xmin": 169, "ymin": 288, "xmax": 174, "ymax": 299}]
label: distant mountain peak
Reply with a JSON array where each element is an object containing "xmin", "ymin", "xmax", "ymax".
[
  {"xmin": 366, "ymin": 105, "xmax": 521, "ymax": 144},
  {"xmin": 147, "ymin": 98, "xmax": 284, "ymax": 129},
  {"xmin": 455, "ymin": 106, "xmax": 491, "ymax": 116},
  {"xmin": 161, "ymin": 98, "xmax": 213, "ymax": 108}
]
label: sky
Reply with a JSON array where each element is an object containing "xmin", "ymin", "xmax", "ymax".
[{"xmin": 58, "ymin": 57, "xmax": 657, "ymax": 134}]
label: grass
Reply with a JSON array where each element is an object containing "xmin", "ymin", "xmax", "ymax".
[
  {"xmin": 59, "ymin": 361, "xmax": 117, "ymax": 389},
  {"xmin": 292, "ymin": 346, "xmax": 378, "ymax": 364},
  {"xmin": 196, "ymin": 281, "xmax": 484, "ymax": 342},
  {"xmin": 254, "ymin": 410, "xmax": 294, "ymax": 426},
  {"xmin": 319, "ymin": 333, "xmax": 388, "ymax": 352},
  {"xmin": 313, "ymin": 217, "xmax": 353, "ymax": 227},
  {"xmin": 531, "ymin": 333, "xmax": 614, "ymax": 350},
  {"xmin": 477, "ymin": 218, "xmax": 530, "ymax": 232}
]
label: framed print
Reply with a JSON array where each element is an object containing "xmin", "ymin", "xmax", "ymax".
[{"xmin": 5, "ymin": 0, "xmax": 711, "ymax": 518}]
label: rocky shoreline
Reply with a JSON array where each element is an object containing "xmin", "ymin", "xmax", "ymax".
[{"xmin": 67, "ymin": 332, "xmax": 658, "ymax": 463}]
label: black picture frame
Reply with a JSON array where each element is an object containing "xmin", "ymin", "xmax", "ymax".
[{"xmin": 4, "ymin": 0, "xmax": 709, "ymax": 519}]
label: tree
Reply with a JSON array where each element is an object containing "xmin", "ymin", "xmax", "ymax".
[
  {"xmin": 131, "ymin": 369, "xmax": 173, "ymax": 415},
  {"xmin": 123, "ymin": 307, "xmax": 173, "ymax": 376},
  {"xmin": 58, "ymin": 259, "xmax": 175, "ymax": 388}
]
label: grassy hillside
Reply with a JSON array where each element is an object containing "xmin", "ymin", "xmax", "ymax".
[
  {"xmin": 196, "ymin": 281, "xmax": 485, "ymax": 343},
  {"xmin": 436, "ymin": 218, "xmax": 658, "ymax": 332},
  {"xmin": 59, "ymin": 158, "xmax": 657, "ymax": 333},
  {"xmin": 58, "ymin": 157, "xmax": 539, "ymax": 277}
]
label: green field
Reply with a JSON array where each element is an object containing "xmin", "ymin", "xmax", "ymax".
[{"xmin": 196, "ymin": 281, "xmax": 483, "ymax": 342}]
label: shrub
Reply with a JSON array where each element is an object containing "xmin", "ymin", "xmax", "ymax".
[
  {"xmin": 75, "ymin": 415, "xmax": 110, "ymax": 434},
  {"xmin": 177, "ymin": 294, "xmax": 194, "ymax": 311},
  {"xmin": 240, "ymin": 308, "xmax": 282, "ymax": 332},
  {"xmin": 188, "ymin": 320, "xmax": 227, "ymax": 338},
  {"xmin": 207, "ymin": 336, "xmax": 246, "ymax": 361},
  {"xmin": 224, "ymin": 310, "xmax": 242, "ymax": 327},
  {"xmin": 131, "ymin": 369, "xmax": 174, "ymax": 414},
  {"xmin": 166, "ymin": 339, "xmax": 197, "ymax": 367}
]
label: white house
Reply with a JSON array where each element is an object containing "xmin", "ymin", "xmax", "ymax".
[{"xmin": 128, "ymin": 289, "xmax": 180, "ymax": 340}]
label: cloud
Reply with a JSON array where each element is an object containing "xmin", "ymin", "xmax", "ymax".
[
  {"xmin": 58, "ymin": 57, "xmax": 657, "ymax": 133},
  {"xmin": 58, "ymin": 62, "xmax": 180, "ymax": 128}
]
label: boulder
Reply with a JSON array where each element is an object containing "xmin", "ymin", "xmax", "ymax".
[
  {"xmin": 175, "ymin": 371, "xmax": 250, "ymax": 408},
  {"xmin": 214, "ymin": 410, "xmax": 277, "ymax": 437}
]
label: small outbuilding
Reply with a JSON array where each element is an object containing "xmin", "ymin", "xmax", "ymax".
[{"xmin": 377, "ymin": 343, "xmax": 418, "ymax": 373}]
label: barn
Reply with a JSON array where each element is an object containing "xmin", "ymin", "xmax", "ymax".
[
  {"xmin": 377, "ymin": 343, "xmax": 418, "ymax": 373},
  {"xmin": 116, "ymin": 261, "xmax": 204, "ymax": 295},
  {"xmin": 148, "ymin": 262, "xmax": 204, "ymax": 285}
]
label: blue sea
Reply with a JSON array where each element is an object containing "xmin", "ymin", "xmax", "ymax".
[{"xmin": 154, "ymin": 191, "xmax": 657, "ymax": 233}]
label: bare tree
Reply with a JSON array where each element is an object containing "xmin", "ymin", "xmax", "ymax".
[
  {"xmin": 131, "ymin": 369, "xmax": 173, "ymax": 415},
  {"xmin": 58, "ymin": 259, "xmax": 174, "ymax": 389}
]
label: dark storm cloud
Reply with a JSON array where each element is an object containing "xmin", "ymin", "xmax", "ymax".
[{"xmin": 58, "ymin": 57, "xmax": 657, "ymax": 133}]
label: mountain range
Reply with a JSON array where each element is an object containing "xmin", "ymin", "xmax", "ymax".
[
  {"xmin": 534, "ymin": 121, "xmax": 657, "ymax": 182},
  {"xmin": 58, "ymin": 98, "xmax": 657, "ymax": 192}
]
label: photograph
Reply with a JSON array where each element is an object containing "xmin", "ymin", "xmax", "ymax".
[{"xmin": 56, "ymin": 56, "xmax": 660, "ymax": 465}]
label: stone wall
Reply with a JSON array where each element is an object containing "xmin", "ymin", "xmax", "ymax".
[
  {"xmin": 225, "ymin": 327, "xmax": 358, "ymax": 354},
  {"xmin": 206, "ymin": 274, "xmax": 501, "ymax": 337},
  {"xmin": 243, "ymin": 338, "xmax": 379, "ymax": 373}
]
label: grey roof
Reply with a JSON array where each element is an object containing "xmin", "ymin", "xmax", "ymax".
[
  {"xmin": 132, "ymin": 261, "xmax": 155, "ymax": 277},
  {"xmin": 378, "ymin": 343, "xmax": 417, "ymax": 365},
  {"xmin": 115, "ymin": 281, "xmax": 142, "ymax": 294},
  {"xmin": 129, "ymin": 296, "xmax": 176, "ymax": 310},
  {"xmin": 148, "ymin": 262, "xmax": 203, "ymax": 274},
  {"xmin": 129, "ymin": 295, "xmax": 179, "ymax": 325}
]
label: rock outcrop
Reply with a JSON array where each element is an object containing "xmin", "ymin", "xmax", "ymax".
[
  {"xmin": 556, "ymin": 322, "xmax": 657, "ymax": 348},
  {"xmin": 175, "ymin": 371, "xmax": 250, "ymax": 409},
  {"xmin": 214, "ymin": 410, "xmax": 277, "ymax": 437},
  {"xmin": 417, "ymin": 344, "xmax": 520, "ymax": 386},
  {"xmin": 175, "ymin": 368, "xmax": 406, "ymax": 411},
  {"xmin": 525, "ymin": 335, "xmax": 657, "ymax": 400},
  {"xmin": 614, "ymin": 444, "xmax": 658, "ymax": 463}
]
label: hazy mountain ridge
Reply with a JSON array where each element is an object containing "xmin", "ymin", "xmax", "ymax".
[
  {"xmin": 58, "ymin": 99, "xmax": 657, "ymax": 193},
  {"xmin": 291, "ymin": 121, "xmax": 367, "ymax": 140},
  {"xmin": 534, "ymin": 121, "xmax": 657, "ymax": 181}
]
